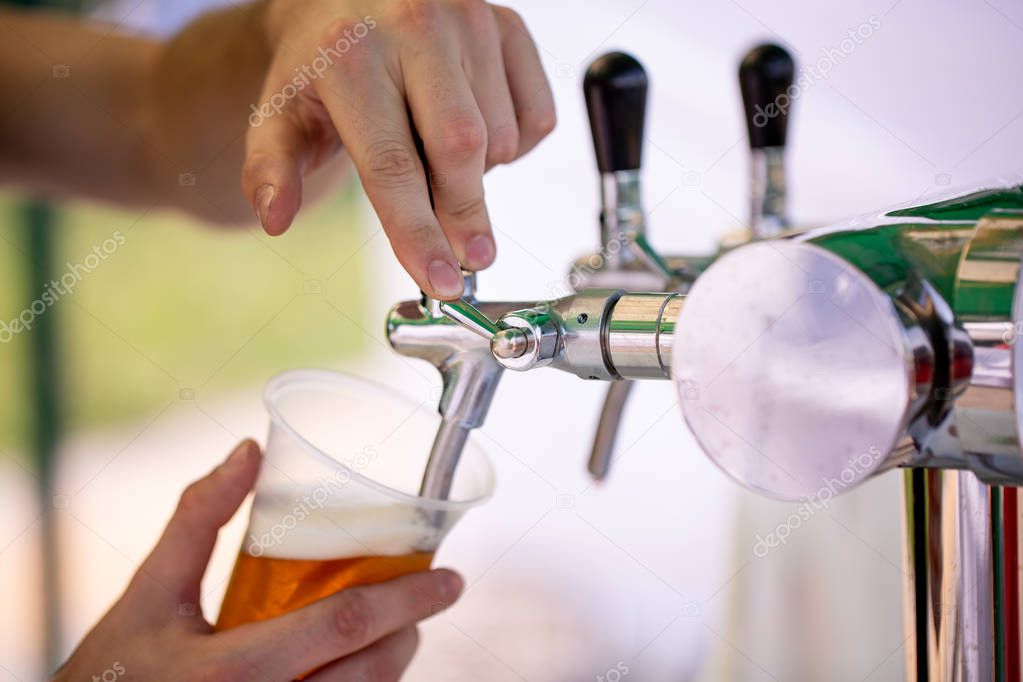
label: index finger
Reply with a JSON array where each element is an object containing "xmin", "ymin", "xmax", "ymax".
[
  {"xmin": 312, "ymin": 23, "xmax": 464, "ymax": 299},
  {"xmin": 216, "ymin": 568, "xmax": 463, "ymax": 679}
]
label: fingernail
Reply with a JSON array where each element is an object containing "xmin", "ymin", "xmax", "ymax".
[
  {"xmin": 465, "ymin": 234, "xmax": 495, "ymax": 269},
  {"xmin": 255, "ymin": 184, "xmax": 276, "ymax": 230},
  {"xmin": 437, "ymin": 570, "xmax": 464, "ymax": 602},
  {"xmin": 427, "ymin": 260, "xmax": 464, "ymax": 299}
]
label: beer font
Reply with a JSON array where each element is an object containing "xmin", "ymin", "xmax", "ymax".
[{"xmin": 383, "ymin": 45, "xmax": 1023, "ymax": 681}]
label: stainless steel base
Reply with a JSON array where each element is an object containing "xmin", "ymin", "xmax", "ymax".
[{"xmin": 903, "ymin": 469, "xmax": 1021, "ymax": 681}]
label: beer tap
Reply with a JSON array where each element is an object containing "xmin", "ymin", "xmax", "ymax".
[
  {"xmin": 386, "ymin": 274, "xmax": 531, "ymax": 500},
  {"xmin": 429, "ymin": 188, "xmax": 1023, "ymax": 497},
  {"xmin": 738, "ymin": 43, "xmax": 794, "ymax": 239},
  {"xmin": 573, "ymin": 51, "xmax": 689, "ymax": 292},
  {"xmin": 574, "ymin": 52, "xmax": 684, "ymax": 481},
  {"xmin": 382, "ymin": 39, "xmax": 1023, "ymax": 681}
]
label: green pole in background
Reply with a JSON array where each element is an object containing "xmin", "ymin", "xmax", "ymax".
[
  {"xmin": 5, "ymin": 0, "xmax": 79, "ymax": 671},
  {"xmin": 22, "ymin": 200, "xmax": 62, "ymax": 673}
]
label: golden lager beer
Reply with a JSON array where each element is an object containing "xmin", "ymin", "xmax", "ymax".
[{"xmin": 216, "ymin": 550, "xmax": 433, "ymax": 629}]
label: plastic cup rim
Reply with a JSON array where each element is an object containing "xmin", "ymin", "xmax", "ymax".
[{"xmin": 263, "ymin": 368, "xmax": 495, "ymax": 512}]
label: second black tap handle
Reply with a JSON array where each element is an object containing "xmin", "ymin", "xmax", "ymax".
[
  {"xmin": 584, "ymin": 52, "xmax": 648, "ymax": 173},
  {"xmin": 738, "ymin": 43, "xmax": 795, "ymax": 149}
]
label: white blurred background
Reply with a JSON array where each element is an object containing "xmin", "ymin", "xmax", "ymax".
[{"xmin": 2, "ymin": 0, "xmax": 1022, "ymax": 680}]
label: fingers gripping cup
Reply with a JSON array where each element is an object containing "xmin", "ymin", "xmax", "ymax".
[{"xmin": 216, "ymin": 370, "xmax": 493, "ymax": 630}]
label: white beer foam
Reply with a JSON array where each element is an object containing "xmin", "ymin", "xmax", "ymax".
[{"xmin": 244, "ymin": 485, "xmax": 448, "ymax": 560}]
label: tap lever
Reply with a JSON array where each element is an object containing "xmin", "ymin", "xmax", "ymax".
[
  {"xmin": 584, "ymin": 51, "xmax": 648, "ymax": 174},
  {"xmin": 588, "ymin": 380, "xmax": 634, "ymax": 481},
  {"xmin": 439, "ymin": 299, "xmax": 499, "ymax": 339},
  {"xmin": 584, "ymin": 51, "xmax": 649, "ymax": 270},
  {"xmin": 738, "ymin": 43, "xmax": 795, "ymax": 150},
  {"xmin": 738, "ymin": 43, "xmax": 795, "ymax": 239},
  {"xmin": 439, "ymin": 298, "xmax": 532, "ymax": 361}
]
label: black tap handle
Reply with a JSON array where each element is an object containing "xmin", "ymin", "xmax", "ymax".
[
  {"xmin": 584, "ymin": 52, "xmax": 648, "ymax": 173},
  {"xmin": 738, "ymin": 43, "xmax": 795, "ymax": 149}
]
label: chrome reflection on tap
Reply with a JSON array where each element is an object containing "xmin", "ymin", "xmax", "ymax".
[
  {"xmin": 951, "ymin": 211, "xmax": 1023, "ymax": 484},
  {"xmin": 672, "ymin": 240, "xmax": 931, "ymax": 500},
  {"xmin": 750, "ymin": 146, "xmax": 787, "ymax": 238}
]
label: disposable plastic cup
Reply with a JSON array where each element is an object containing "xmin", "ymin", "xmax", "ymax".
[{"xmin": 216, "ymin": 369, "xmax": 493, "ymax": 630}]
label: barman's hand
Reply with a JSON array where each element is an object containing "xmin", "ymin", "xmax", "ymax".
[
  {"xmin": 245, "ymin": 0, "xmax": 556, "ymax": 298},
  {"xmin": 53, "ymin": 440, "xmax": 464, "ymax": 682},
  {"xmin": 0, "ymin": 1, "xmax": 555, "ymax": 300}
]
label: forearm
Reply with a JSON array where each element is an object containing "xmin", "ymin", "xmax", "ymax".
[
  {"xmin": 0, "ymin": 7, "xmax": 160, "ymax": 206},
  {"xmin": 0, "ymin": 3, "xmax": 284, "ymax": 223}
]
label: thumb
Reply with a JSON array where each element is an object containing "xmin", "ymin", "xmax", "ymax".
[
  {"xmin": 131, "ymin": 440, "xmax": 261, "ymax": 610},
  {"xmin": 241, "ymin": 74, "xmax": 312, "ymax": 235},
  {"xmin": 242, "ymin": 111, "xmax": 306, "ymax": 236}
]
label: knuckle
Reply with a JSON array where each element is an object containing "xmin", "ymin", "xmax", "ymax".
[
  {"xmin": 329, "ymin": 591, "xmax": 374, "ymax": 646},
  {"xmin": 492, "ymin": 5, "xmax": 526, "ymax": 32},
  {"xmin": 451, "ymin": 0, "xmax": 492, "ymax": 33},
  {"xmin": 436, "ymin": 114, "xmax": 487, "ymax": 163},
  {"xmin": 318, "ymin": 17, "xmax": 366, "ymax": 53},
  {"xmin": 523, "ymin": 101, "xmax": 557, "ymax": 140},
  {"xmin": 364, "ymin": 138, "xmax": 420, "ymax": 188},
  {"xmin": 409, "ymin": 222, "xmax": 438, "ymax": 242},
  {"xmin": 397, "ymin": 0, "xmax": 441, "ymax": 35},
  {"xmin": 176, "ymin": 481, "xmax": 207, "ymax": 516},
  {"xmin": 381, "ymin": 215, "xmax": 441, "ymax": 254},
  {"xmin": 398, "ymin": 222, "xmax": 441, "ymax": 251},
  {"xmin": 486, "ymin": 123, "xmax": 520, "ymax": 165},
  {"xmin": 446, "ymin": 195, "xmax": 486, "ymax": 221}
]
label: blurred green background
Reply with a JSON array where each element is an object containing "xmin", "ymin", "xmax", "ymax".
[{"xmin": 0, "ymin": 184, "xmax": 369, "ymax": 457}]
